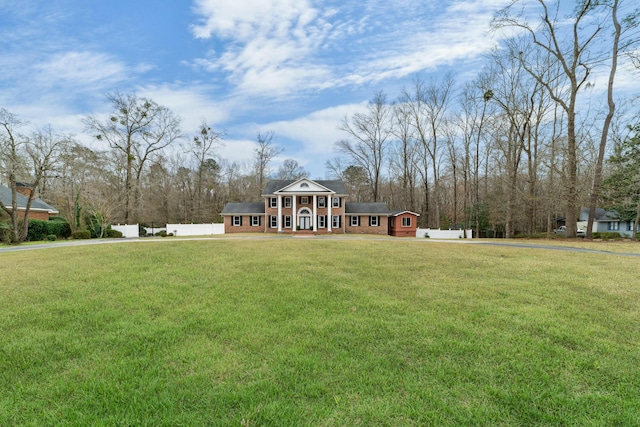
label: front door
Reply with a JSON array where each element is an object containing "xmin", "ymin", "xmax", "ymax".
[
  {"xmin": 299, "ymin": 216, "xmax": 311, "ymax": 230},
  {"xmin": 298, "ymin": 208, "xmax": 312, "ymax": 230}
]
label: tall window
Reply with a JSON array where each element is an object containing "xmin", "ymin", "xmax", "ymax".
[
  {"xmin": 318, "ymin": 197, "xmax": 326, "ymax": 207},
  {"xmin": 332, "ymin": 197, "xmax": 340, "ymax": 208},
  {"xmin": 270, "ymin": 215, "xmax": 277, "ymax": 228},
  {"xmin": 232, "ymin": 216, "xmax": 241, "ymax": 226},
  {"xmin": 332, "ymin": 215, "xmax": 341, "ymax": 228},
  {"xmin": 402, "ymin": 217, "xmax": 411, "ymax": 227},
  {"xmin": 284, "ymin": 197, "xmax": 292, "ymax": 208},
  {"xmin": 350, "ymin": 216, "xmax": 360, "ymax": 226},
  {"xmin": 370, "ymin": 216, "xmax": 379, "ymax": 226},
  {"xmin": 251, "ymin": 216, "xmax": 260, "ymax": 226},
  {"xmin": 318, "ymin": 215, "xmax": 326, "ymax": 228},
  {"xmin": 284, "ymin": 216, "xmax": 292, "ymax": 228},
  {"xmin": 269, "ymin": 197, "xmax": 277, "ymax": 208}
]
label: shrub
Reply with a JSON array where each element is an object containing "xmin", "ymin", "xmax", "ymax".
[
  {"xmin": 424, "ymin": 232, "xmax": 430, "ymax": 238},
  {"xmin": 72, "ymin": 230, "xmax": 91, "ymax": 239},
  {"xmin": 46, "ymin": 234, "xmax": 57, "ymax": 241},
  {"xmin": 105, "ymin": 229, "xmax": 123, "ymax": 238},
  {"xmin": 26, "ymin": 219, "xmax": 49, "ymax": 241},
  {"xmin": 593, "ymin": 232, "xmax": 623, "ymax": 240},
  {"xmin": 155, "ymin": 230, "xmax": 167, "ymax": 237},
  {"xmin": 48, "ymin": 219, "xmax": 72, "ymax": 239},
  {"xmin": 26, "ymin": 218, "xmax": 72, "ymax": 241}
]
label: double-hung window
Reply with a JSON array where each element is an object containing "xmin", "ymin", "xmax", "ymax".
[
  {"xmin": 318, "ymin": 215, "xmax": 326, "ymax": 228},
  {"xmin": 370, "ymin": 216, "xmax": 379, "ymax": 226},
  {"xmin": 608, "ymin": 221, "xmax": 619, "ymax": 231},
  {"xmin": 270, "ymin": 215, "xmax": 277, "ymax": 228},
  {"xmin": 269, "ymin": 197, "xmax": 277, "ymax": 208},
  {"xmin": 402, "ymin": 217, "xmax": 411, "ymax": 227},
  {"xmin": 251, "ymin": 216, "xmax": 260, "ymax": 226},
  {"xmin": 232, "ymin": 216, "xmax": 242, "ymax": 226},
  {"xmin": 318, "ymin": 197, "xmax": 326, "ymax": 208},
  {"xmin": 332, "ymin": 197, "xmax": 340, "ymax": 208},
  {"xmin": 284, "ymin": 215, "xmax": 292, "ymax": 228},
  {"xmin": 284, "ymin": 197, "xmax": 292, "ymax": 208},
  {"xmin": 350, "ymin": 216, "xmax": 360, "ymax": 227},
  {"xmin": 332, "ymin": 215, "xmax": 341, "ymax": 228},
  {"xmin": 301, "ymin": 196, "xmax": 309, "ymax": 204}
]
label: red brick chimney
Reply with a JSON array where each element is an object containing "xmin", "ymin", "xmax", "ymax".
[{"xmin": 15, "ymin": 182, "xmax": 32, "ymax": 198}]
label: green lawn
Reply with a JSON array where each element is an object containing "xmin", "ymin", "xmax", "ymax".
[{"xmin": 1, "ymin": 239, "xmax": 639, "ymax": 426}]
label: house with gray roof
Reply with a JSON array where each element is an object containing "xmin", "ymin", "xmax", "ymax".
[
  {"xmin": 221, "ymin": 178, "xmax": 418, "ymax": 236},
  {"xmin": 578, "ymin": 208, "xmax": 638, "ymax": 237},
  {"xmin": 0, "ymin": 184, "xmax": 59, "ymax": 221}
]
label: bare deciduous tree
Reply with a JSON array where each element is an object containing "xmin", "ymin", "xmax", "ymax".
[
  {"xmin": 337, "ymin": 91, "xmax": 393, "ymax": 202},
  {"xmin": 494, "ymin": 0, "xmax": 605, "ymax": 237},
  {"xmin": 84, "ymin": 92, "xmax": 182, "ymax": 223},
  {"xmin": 253, "ymin": 131, "xmax": 283, "ymax": 197}
]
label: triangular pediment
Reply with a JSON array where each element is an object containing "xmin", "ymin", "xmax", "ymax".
[{"xmin": 274, "ymin": 178, "xmax": 334, "ymax": 194}]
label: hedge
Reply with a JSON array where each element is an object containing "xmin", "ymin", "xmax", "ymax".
[{"xmin": 26, "ymin": 218, "xmax": 72, "ymax": 241}]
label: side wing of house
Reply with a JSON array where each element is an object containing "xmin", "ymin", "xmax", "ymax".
[
  {"xmin": 389, "ymin": 211, "xmax": 420, "ymax": 237},
  {"xmin": 220, "ymin": 203, "xmax": 266, "ymax": 233},
  {"xmin": 344, "ymin": 202, "xmax": 391, "ymax": 235}
]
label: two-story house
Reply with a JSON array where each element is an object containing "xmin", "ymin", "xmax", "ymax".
[{"xmin": 221, "ymin": 178, "xmax": 418, "ymax": 236}]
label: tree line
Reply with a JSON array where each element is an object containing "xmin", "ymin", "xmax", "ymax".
[{"xmin": 1, "ymin": 0, "xmax": 639, "ymax": 243}]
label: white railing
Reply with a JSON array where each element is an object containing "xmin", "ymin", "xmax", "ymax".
[
  {"xmin": 165, "ymin": 223, "xmax": 225, "ymax": 236},
  {"xmin": 416, "ymin": 228, "xmax": 473, "ymax": 239}
]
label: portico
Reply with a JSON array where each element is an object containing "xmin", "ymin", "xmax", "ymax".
[{"xmin": 271, "ymin": 179, "xmax": 339, "ymax": 233}]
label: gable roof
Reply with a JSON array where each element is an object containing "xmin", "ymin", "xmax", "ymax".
[
  {"xmin": 578, "ymin": 208, "xmax": 626, "ymax": 222},
  {"xmin": 221, "ymin": 202, "xmax": 265, "ymax": 215},
  {"xmin": 345, "ymin": 202, "xmax": 392, "ymax": 215},
  {"xmin": 262, "ymin": 179, "xmax": 347, "ymax": 195},
  {"xmin": 391, "ymin": 210, "xmax": 420, "ymax": 217},
  {"xmin": 0, "ymin": 185, "xmax": 59, "ymax": 214}
]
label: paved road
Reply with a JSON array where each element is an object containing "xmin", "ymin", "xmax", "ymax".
[{"xmin": 1, "ymin": 236, "xmax": 639, "ymax": 257}]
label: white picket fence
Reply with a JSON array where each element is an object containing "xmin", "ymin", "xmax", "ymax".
[
  {"xmin": 416, "ymin": 228, "xmax": 473, "ymax": 239},
  {"xmin": 165, "ymin": 223, "xmax": 225, "ymax": 236}
]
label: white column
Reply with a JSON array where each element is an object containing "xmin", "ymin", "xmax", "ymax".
[
  {"xmin": 312, "ymin": 195, "xmax": 317, "ymax": 232},
  {"xmin": 328, "ymin": 195, "xmax": 332, "ymax": 232},
  {"xmin": 292, "ymin": 195, "xmax": 297, "ymax": 232},
  {"xmin": 277, "ymin": 195, "xmax": 282, "ymax": 232}
]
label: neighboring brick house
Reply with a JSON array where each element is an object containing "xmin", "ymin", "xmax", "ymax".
[
  {"xmin": 221, "ymin": 178, "xmax": 417, "ymax": 236},
  {"xmin": 0, "ymin": 184, "xmax": 59, "ymax": 221}
]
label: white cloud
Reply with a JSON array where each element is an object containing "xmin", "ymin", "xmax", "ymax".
[
  {"xmin": 189, "ymin": 0, "xmax": 513, "ymax": 100},
  {"xmin": 136, "ymin": 83, "xmax": 234, "ymax": 131},
  {"xmin": 34, "ymin": 51, "xmax": 129, "ymax": 88}
]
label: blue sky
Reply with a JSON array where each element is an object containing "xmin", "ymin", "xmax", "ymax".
[{"xmin": 0, "ymin": 0, "xmax": 559, "ymax": 178}]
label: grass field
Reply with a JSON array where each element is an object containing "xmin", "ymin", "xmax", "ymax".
[{"xmin": 1, "ymin": 239, "xmax": 639, "ymax": 426}]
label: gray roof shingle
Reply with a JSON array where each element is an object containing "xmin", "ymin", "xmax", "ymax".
[
  {"xmin": 221, "ymin": 202, "xmax": 265, "ymax": 215},
  {"xmin": 0, "ymin": 185, "xmax": 59, "ymax": 214},
  {"xmin": 345, "ymin": 202, "xmax": 392, "ymax": 215}
]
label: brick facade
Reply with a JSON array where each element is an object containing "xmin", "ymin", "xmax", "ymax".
[
  {"xmin": 389, "ymin": 212, "xmax": 419, "ymax": 237},
  {"xmin": 222, "ymin": 179, "xmax": 415, "ymax": 237},
  {"xmin": 345, "ymin": 215, "xmax": 389, "ymax": 235}
]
